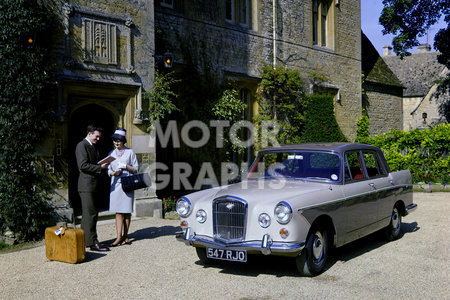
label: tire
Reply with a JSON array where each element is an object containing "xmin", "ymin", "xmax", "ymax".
[
  {"xmin": 195, "ymin": 247, "xmax": 214, "ymax": 265},
  {"xmin": 296, "ymin": 227, "xmax": 328, "ymax": 276},
  {"xmin": 384, "ymin": 205, "xmax": 402, "ymax": 241}
]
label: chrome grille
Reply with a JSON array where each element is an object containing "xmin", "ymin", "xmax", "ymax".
[{"xmin": 213, "ymin": 197, "xmax": 247, "ymax": 242}]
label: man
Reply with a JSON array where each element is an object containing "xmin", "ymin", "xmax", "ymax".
[{"xmin": 75, "ymin": 124, "xmax": 110, "ymax": 252}]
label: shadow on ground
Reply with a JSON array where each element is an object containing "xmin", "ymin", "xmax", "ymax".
[
  {"xmin": 102, "ymin": 225, "xmax": 181, "ymax": 246},
  {"xmin": 194, "ymin": 221, "xmax": 420, "ymax": 278}
]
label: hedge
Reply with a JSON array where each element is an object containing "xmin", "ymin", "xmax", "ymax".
[{"xmin": 358, "ymin": 123, "xmax": 449, "ymax": 184}]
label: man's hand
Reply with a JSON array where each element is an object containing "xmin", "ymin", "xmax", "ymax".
[{"xmin": 100, "ymin": 163, "xmax": 110, "ymax": 169}]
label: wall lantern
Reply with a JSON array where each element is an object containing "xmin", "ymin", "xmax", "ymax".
[{"xmin": 155, "ymin": 51, "xmax": 174, "ymax": 68}]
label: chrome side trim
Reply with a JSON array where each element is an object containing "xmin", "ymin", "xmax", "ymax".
[
  {"xmin": 405, "ymin": 203, "xmax": 417, "ymax": 215},
  {"xmin": 297, "ymin": 184, "xmax": 412, "ymax": 213},
  {"xmin": 175, "ymin": 229, "xmax": 305, "ymax": 255}
]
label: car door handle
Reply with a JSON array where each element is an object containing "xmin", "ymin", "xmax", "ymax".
[{"xmin": 368, "ymin": 183, "xmax": 376, "ymax": 189}]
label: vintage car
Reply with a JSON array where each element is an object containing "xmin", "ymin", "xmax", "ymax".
[{"xmin": 175, "ymin": 143, "xmax": 417, "ymax": 276}]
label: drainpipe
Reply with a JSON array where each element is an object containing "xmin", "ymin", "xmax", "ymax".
[{"xmin": 273, "ymin": 0, "xmax": 277, "ymax": 69}]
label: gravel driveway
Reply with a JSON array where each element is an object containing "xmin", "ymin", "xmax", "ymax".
[{"xmin": 0, "ymin": 192, "xmax": 448, "ymax": 299}]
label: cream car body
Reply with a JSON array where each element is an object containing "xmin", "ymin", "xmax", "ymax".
[{"xmin": 176, "ymin": 143, "xmax": 416, "ymax": 276}]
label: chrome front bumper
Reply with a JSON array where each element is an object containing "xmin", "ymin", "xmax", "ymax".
[
  {"xmin": 175, "ymin": 227, "xmax": 305, "ymax": 256},
  {"xmin": 405, "ymin": 203, "xmax": 417, "ymax": 215}
]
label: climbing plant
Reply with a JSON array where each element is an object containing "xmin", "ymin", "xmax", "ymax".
[
  {"xmin": 0, "ymin": 0, "xmax": 57, "ymax": 241},
  {"xmin": 254, "ymin": 64, "xmax": 346, "ymax": 149},
  {"xmin": 145, "ymin": 71, "xmax": 180, "ymax": 130},
  {"xmin": 301, "ymin": 94, "xmax": 347, "ymax": 143},
  {"xmin": 211, "ymin": 88, "xmax": 247, "ymax": 160},
  {"xmin": 254, "ymin": 64, "xmax": 305, "ymax": 149},
  {"xmin": 356, "ymin": 108, "xmax": 370, "ymax": 142}
]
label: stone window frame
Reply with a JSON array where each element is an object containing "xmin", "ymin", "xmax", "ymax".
[
  {"xmin": 62, "ymin": 3, "xmax": 136, "ymax": 75},
  {"xmin": 82, "ymin": 18, "xmax": 117, "ymax": 65},
  {"xmin": 312, "ymin": 0, "xmax": 335, "ymax": 49},
  {"xmin": 226, "ymin": 0, "xmax": 251, "ymax": 28}
]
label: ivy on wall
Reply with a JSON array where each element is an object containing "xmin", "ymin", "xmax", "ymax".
[
  {"xmin": 254, "ymin": 64, "xmax": 305, "ymax": 149},
  {"xmin": 255, "ymin": 64, "xmax": 346, "ymax": 149},
  {"xmin": 145, "ymin": 71, "xmax": 180, "ymax": 130},
  {"xmin": 356, "ymin": 108, "xmax": 370, "ymax": 141},
  {"xmin": 211, "ymin": 88, "xmax": 247, "ymax": 160},
  {"xmin": 0, "ymin": 0, "xmax": 57, "ymax": 241},
  {"xmin": 301, "ymin": 94, "xmax": 347, "ymax": 143}
]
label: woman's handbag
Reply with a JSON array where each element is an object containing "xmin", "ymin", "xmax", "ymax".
[{"xmin": 121, "ymin": 173, "xmax": 151, "ymax": 193}]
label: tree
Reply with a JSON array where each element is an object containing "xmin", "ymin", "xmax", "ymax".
[
  {"xmin": 379, "ymin": 0, "xmax": 450, "ymax": 121},
  {"xmin": 0, "ymin": 0, "xmax": 57, "ymax": 241}
]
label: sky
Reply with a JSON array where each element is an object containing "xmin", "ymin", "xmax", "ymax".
[{"xmin": 361, "ymin": 1, "xmax": 446, "ymax": 56}]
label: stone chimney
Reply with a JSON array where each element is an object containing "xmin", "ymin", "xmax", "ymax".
[
  {"xmin": 418, "ymin": 44, "xmax": 431, "ymax": 53},
  {"xmin": 383, "ymin": 45, "xmax": 392, "ymax": 56}
]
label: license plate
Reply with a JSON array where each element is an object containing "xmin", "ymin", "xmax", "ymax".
[{"xmin": 206, "ymin": 247, "xmax": 247, "ymax": 262}]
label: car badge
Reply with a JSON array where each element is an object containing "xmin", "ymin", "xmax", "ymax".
[{"xmin": 226, "ymin": 203, "xmax": 235, "ymax": 210}]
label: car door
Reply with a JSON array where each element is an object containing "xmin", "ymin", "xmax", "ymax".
[
  {"xmin": 361, "ymin": 150, "xmax": 394, "ymax": 225},
  {"xmin": 340, "ymin": 150, "xmax": 379, "ymax": 243}
]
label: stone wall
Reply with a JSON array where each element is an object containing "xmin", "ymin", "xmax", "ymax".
[
  {"xmin": 403, "ymin": 95, "xmax": 444, "ymax": 131},
  {"xmin": 364, "ymin": 84, "xmax": 403, "ymax": 136},
  {"xmin": 155, "ymin": 0, "xmax": 362, "ymax": 140},
  {"xmin": 55, "ymin": 0, "xmax": 155, "ymax": 90},
  {"xmin": 46, "ymin": 0, "xmax": 161, "ymax": 220}
]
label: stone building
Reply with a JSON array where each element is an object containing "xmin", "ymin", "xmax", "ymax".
[
  {"xmin": 155, "ymin": 0, "xmax": 363, "ymax": 141},
  {"xmin": 361, "ymin": 33, "xmax": 404, "ymax": 136},
  {"xmin": 44, "ymin": 0, "xmax": 406, "ymax": 219},
  {"xmin": 152, "ymin": 0, "xmax": 368, "ymax": 196},
  {"xmin": 48, "ymin": 1, "xmax": 160, "ymax": 219},
  {"xmin": 382, "ymin": 44, "xmax": 448, "ymax": 131}
]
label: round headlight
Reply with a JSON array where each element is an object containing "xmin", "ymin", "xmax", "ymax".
[
  {"xmin": 258, "ymin": 213, "xmax": 271, "ymax": 228},
  {"xmin": 176, "ymin": 197, "xmax": 191, "ymax": 217},
  {"xmin": 196, "ymin": 209, "xmax": 207, "ymax": 223},
  {"xmin": 274, "ymin": 201, "xmax": 292, "ymax": 224}
]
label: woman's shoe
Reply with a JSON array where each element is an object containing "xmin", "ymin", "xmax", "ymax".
[
  {"xmin": 124, "ymin": 239, "xmax": 132, "ymax": 245},
  {"xmin": 110, "ymin": 239, "xmax": 123, "ymax": 247}
]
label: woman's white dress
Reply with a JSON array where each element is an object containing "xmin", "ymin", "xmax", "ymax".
[{"xmin": 108, "ymin": 147, "xmax": 139, "ymax": 213}]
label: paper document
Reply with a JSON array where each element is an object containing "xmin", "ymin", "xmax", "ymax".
[{"xmin": 97, "ymin": 155, "xmax": 115, "ymax": 165}]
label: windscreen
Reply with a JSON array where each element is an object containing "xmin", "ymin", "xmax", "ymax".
[{"xmin": 248, "ymin": 151, "xmax": 342, "ymax": 182}]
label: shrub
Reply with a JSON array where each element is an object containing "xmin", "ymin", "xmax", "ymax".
[
  {"xmin": 162, "ymin": 196, "xmax": 177, "ymax": 212},
  {"xmin": 358, "ymin": 124, "xmax": 450, "ymax": 183}
]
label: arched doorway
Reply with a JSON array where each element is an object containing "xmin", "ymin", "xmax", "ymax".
[{"xmin": 68, "ymin": 104, "xmax": 115, "ymax": 215}]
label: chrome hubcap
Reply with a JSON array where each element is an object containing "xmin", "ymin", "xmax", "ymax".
[
  {"xmin": 392, "ymin": 208, "xmax": 400, "ymax": 232},
  {"xmin": 312, "ymin": 232, "xmax": 324, "ymax": 262}
]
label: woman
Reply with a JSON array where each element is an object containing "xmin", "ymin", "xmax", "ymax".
[{"xmin": 108, "ymin": 128, "xmax": 139, "ymax": 246}]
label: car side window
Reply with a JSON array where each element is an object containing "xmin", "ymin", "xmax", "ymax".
[
  {"xmin": 344, "ymin": 151, "xmax": 365, "ymax": 182},
  {"xmin": 362, "ymin": 150, "xmax": 386, "ymax": 178}
]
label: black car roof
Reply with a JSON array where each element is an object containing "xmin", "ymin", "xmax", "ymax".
[{"xmin": 260, "ymin": 143, "xmax": 381, "ymax": 156}]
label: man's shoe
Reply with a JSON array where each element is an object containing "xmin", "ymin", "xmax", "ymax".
[{"xmin": 90, "ymin": 243, "xmax": 110, "ymax": 252}]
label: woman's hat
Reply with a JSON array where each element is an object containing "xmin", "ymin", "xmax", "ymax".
[{"xmin": 112, "ymin": 128, "xmax": 127, "ymax": 142}]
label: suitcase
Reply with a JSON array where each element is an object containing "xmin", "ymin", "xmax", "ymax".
[{"xmin": 45, "ymin": 226, "xmax": 85, "ymax": 264}]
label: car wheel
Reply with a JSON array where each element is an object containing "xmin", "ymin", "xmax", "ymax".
[
  {"xmin": 296, "ymin": 227, "xmax": 328, "ymax": 276},
  {"xmin": 384, "ymin": 205, "xmax": 402, "ymax": 241},
  {"xmin": 195, "ymin": 247, "xmax": 214, "ymax": 265}
]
